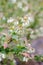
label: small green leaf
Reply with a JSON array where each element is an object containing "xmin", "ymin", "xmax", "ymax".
[{"xmin": 0, "ymin": 27, "xmax": 4, "ymax": 32}]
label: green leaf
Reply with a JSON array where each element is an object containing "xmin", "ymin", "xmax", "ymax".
[
  {"xmin": 0, "ymin": 27, "xmax": 4, "ymax": 32},
  {"xmin": 34, "ymin": 55, "xmax": 41, "ymax": 62}
]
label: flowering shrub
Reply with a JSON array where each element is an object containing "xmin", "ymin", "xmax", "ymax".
[{"xmin": 0, "ymin": 0, "xmax": 43, "ymax": 64}]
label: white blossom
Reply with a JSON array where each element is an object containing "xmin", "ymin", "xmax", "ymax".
[
  {"xmin": 2, "ymin": 16, "xmax": 6, "ymax": 20},
  {"xmin": 10, "ymin": 0, "xmax": 16, "ymax": 3},
  {"xmin": 22, "ymin": 6, "xmax": 29, "ymax": 12},
  {"xmin": 28, "ymin": 44, "xmax": 31, "ymax": 48},
  {"xmin": 22, "ymin": 22, "xmax": 29, "ymax": 27},
  {"xmin": 23, "ymin": 57, "xmax": 28, "ymax": 62},
  {"xmin": 0, "ymin": 57, "xmax": 2, "ymax": 62},
  {"xmin": 27, "ymin": 48, "xmax": 35, "ymax": 53},
  {"xmin": 35, "ymin": 29, "xmax": 39, "ymax": 33},
  {"xmin": 25, "ymin": 13, "xmax": 34, "ymax": 22},
  {"xmin": 0, "ymin": 53, "xmax": 6, "ymax": 61},
  {"xmin": 7, "ymin": 17, "xmax": 14, "ymax": 23},
  {"xmin": 30, "ymin": 34, "xmax": 37, "ymax": 39},
  {"xmin": 31, "ymin": 30, "xmax": 34, "ymax": 34},
  {"xmin": 2, "ymin": 54, "xmax": 6, "ymax": 59},
  {"xmin": 22, "ymin": 13, "xmax": 34, "ymax": 27},
  {"xmin": 39, "ymin": 27, "xmax": 43, "ymax": 32},
  {"xmin": 14, "ymin": 21, "xmax": 19, "ymax": 25},
  {"xmin": 28, "ymin": 15, "xmax": 34, "ymax": 22},
  {"xmin": 0, "ymin": 53, "xmax": 2, "ymax": 61},
  {"xmin": 27, "ymin": 44, "xmax": 35, "ymax": 54},
  {"xmin": 17, "ymin": 2, "xmax": 22, "ymax": 8},
  {"xmin": 22, "ymin": 19, "xmax": 30, "ymax": 27},
  {"xmin": 9, "ymin": 30, "xmax": 13, "ymax": 33},
  {"xmin": 13, "ymin": 60, "xmax": 16, "ymax": 65}
]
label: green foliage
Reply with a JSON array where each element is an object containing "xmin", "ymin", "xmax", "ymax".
[
  {"xmin": 12, "ymin": 31, "xmax": 18, "ymax": 41},
  {"xmin": 34, "ymin": 55, "xmax": 43, "ymax": 62},
  {"xmin": 1, "ymin": 59, "xmax": 14, "ymax": 65},
  {"xmin": 34, "ymin": 55, "xmax": 41, "ymax": 62},
  {"xmin": 0, "ymin": 35, "xmax": 6, "ymax": 46},
  {"xmin": 13, "ymin": 45, "xmax": 26, "ymax": 54},
  {"xmin": 0, "ymin": 27, "xmax": 4, "ymax": 32},
  {"xmin": 0, "ymin": 46, "xmax": 10, "ymax": 54}
]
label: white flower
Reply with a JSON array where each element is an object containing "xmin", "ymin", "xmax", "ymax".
[
  {"xmin": 39, "ymin": 27, "xmax": 43, "ymax": 32},
  {"xmin": 22, "ymin": 13, "xmax": 34, "ymax": 27},
  {"xmin": 21, "ymin": 18, "xmax": 24, "ymax": 22},
  {"xmin": 22, "ymin": 6, "xmax": 29, "ymax": 12},
  {"xmin": 0, "ymin": 53, "xmax": 6, "ymax": 61},
  {"xmin": 2, "ymin": 54, "xmax": 6, "ymax": 59},
  {"xmin": 10, "ymin": 30, "xmax": 13, "ymax": 33},
  {"xmin": 0, "ymin": 57, "xmax": 2, "ymax": 62},
  {"xmin": 27, "ymin": 48, "xmax": 35, "ymax": 53},
  {"xmin": 31, "ymin": 30, "xmax": 34, "ymax": 34},
  {"xmin": 7, "ymin": 17, "xmax": 14, "ymax": 23},
  {"xmin": 28, "ymin": 44, "xmax": 31, "ymax": 48},
  {"xmin": 30, "ymin": 34, "xmax": 37, "ymax": 39},
  {"xmin": 17, "ymin": 2, "xmax": 22, "ymax": 8},
  {"xmin": 14, "ymin": 21, "xmax": 19, "ymax": 25},
  {"xmin": 25, "ymin": 13, "xmax": 34, "ymax": 22},
  {"xmin": 35, "ymin": 29, "xmax": 39, "ymax": 33},
  {"xmin": 23, "ymin": 57, "xmax": 28, "ymax": 62},
  {"xmin": 22, "ymin": 20, "xmax": 30, "ymax": 27},
  {"xmin": 28, "ymin": 15, "xmax": 34, "ymax": 22},
  {"xmin": 2, "ymin": 16, "xmax": 6, "ymax": 20},
  {"xmin": 0, "ymin": 53, "xmax": 2, "ymax": 61},
  {"xmin": 10, "ymin": 0, "xmax": 16, "ymax": 3},
  {"xmin": 13, "ymin": 60, "xmax": 16, "ymax": 65},
  {"xmin": 22, "ymin": 22, "xmax": 28, "ymax": 27}
]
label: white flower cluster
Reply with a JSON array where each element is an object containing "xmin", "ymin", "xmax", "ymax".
[
  {"xmin": 17, "ymin": 0, "xmax": 29, "ymax": 12},
  {"xmin": 27, "ymin": 44, "xmax": 35, "ymax": 53},
  {"xmin": 22, "ymin": 5, "xmax": 29, "ymax": 12},
  {"xmin": 21, "ymin": 13, "xmax": 34, "ymax": 27},
  {"xmin": 23, "ymin": 57, "xmax": 28, "ymax": 62},
  {"xmin": 10, "ymin": 0, "xmax": 16, "ymax": 3},
  {"xmin": 17, "ymin": 2, "xmax": 22, "ymax": 9},
  {"xmin": 7, "ymin": 17, "xmax": 14, "ymax": 23},
  {"xmin": 0, "ymin": 53, "xmax": 6, "ymax": 61}
]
